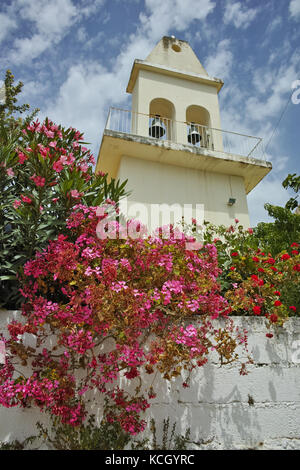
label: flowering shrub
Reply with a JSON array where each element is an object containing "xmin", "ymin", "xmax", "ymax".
[
  {"xmin": 0, "ymin": 205, "xmax": 250, "ymax": 435},
  {"xmin": 198, "ymin": 220, "xmax": 300, "ymax": 330},
  {"xmin": 0, "ymin": 109, "xmax": 128, "ymax": 307},
  {"xmin": 225, "ymin": 243, "xmax": 300, "ymax": 330}
]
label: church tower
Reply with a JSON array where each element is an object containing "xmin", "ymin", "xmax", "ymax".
[{"xmin": 96, "ymin": 36, "xmax": 272, "ymax": 230}]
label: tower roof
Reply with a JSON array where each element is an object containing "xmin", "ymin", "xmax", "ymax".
[
  {"xmin": 146, "ymin": 36, "xmax": 209, "ymax": 76},
  {"xmin": 126, "ymin": 36, "xmax": 223, "ymax": 94}
]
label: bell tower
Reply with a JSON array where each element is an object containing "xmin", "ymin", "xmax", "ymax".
[{"xmin": 96, "ymin": 36, "xmax": 272, "ymax": 230}]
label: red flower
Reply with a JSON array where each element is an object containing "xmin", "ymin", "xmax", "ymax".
[
  {"xmin": 291, "ymin": 243, "xmax": 299, "ymax": 247},
  {"xmin": 274, "ymin": 300, "xmax": 282, "ymax": 307},
  {"xmin": 292, "ymin": 250, "xmax": 299, "ymax": 255},
  {"xmin": 253, "ymin": 306, "xmax": 261, "ymax": 315},
  {"xmin": 258, "ymin": 268, "xmax": 265, "ymax": 273},
  {"xmin": 18, "ymin": 152, "xmax": 28, "ymax": 164},
  {"xmin": 30, "ymin": 175, "xmax": 46, "ymax": 187},
  {"xmin": 269, "ymin": 314, "xmax": 278, "ymax": 323},
  {"xmin": 270, "ymin": 266, "xmax": 278, "ymax": 272},
  {"xmin": 252, "ymin": 257, "xmax": 259, "ymax": 262},
  {"xmin": 289, "ymin": 306, "xmax": 297, "ymax": 312},
  {"xmin": 273, "ymin": 291, "xmax": 281, "ymax": 296},
  {"xmin": 21, "ymin": 195, "xmax": 32, "ymax": 204},
  {"xmin": 231, "ymin": 252, "xmax": 239, "ymax": 257},
  {"xmin": 266, "ymin": 333, "xmax": 273, "ymax": 338},
  {"xmin": 281, "ymin": 253, "xmax": 290, "ymax": 261},
  {"xmin": 230, "ymin": 266, "xmax": 236, "ymax": 271},
  {"xmin": 293, "ymin": 264, "xmax": 300, "ymax": 272}
]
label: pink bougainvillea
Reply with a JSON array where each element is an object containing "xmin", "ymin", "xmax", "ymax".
[{"xmin": 0, "ymin": 205, "xmax": 250, "ymax": 434}]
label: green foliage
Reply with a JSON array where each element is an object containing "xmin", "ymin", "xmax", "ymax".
[
  {"xmin": 0, "ymin": 416, "xmax": 191, "ymax": 450},
  {"xmin": 0, "ymin": 70, "xmax": 129, "ymax": 309},
  {"xmin": 283, "ymin": 173, "xmax": 300, "ymax": 211},
  {"xmin": 0, "ymin": 436, "xmax": 36, "ymax": 450},
  {"xmin": 131, "ymin": 418, "xmax": 191, "ymax": 450},
  {"xmin": 253, "ymin": 173, "xmax": 300, "ymax": 256},
  {"xmin": 35, "ymin": 415, "xmax": 131, "ymax": 450},
  {"xmin": 0, "ymin": 70, "xmax": 31, "ymax": 120}
]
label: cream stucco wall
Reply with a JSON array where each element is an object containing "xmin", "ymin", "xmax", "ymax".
[
  {"xmin": 117, "ymin": 155, "xmax": 250, "ymax": 230},
  {"xmin": 132, "ymin": 69, "xmax": 223, "ymax": 150}
]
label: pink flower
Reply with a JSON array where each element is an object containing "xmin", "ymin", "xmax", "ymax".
[
  {"xmin": 235, "ymin": 218, "xmax": 239, "ymax": 224},
  {"xmin": 13, "ymin": 200, "xmax": 21, "ymax": 209},
  {"xmin": 53, "ymin": 161, "xmax": 63, "ymax": 173},
  {"xmin": 6, "ymin": 168, "xmax": 14, "ymax": 177},
  {"xmin": 70, "ymin": 190, "xmax": 81, "ymax": 199},
  {"xmin": 79, "ymin": 163, "xmax": 89, "ymax": 173},
  {"xmin": 248, "ymin": 228, "xmax": 254, "ymax": 234}
]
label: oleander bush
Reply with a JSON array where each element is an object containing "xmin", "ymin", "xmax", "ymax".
[{"xmin": 0, "ymin": 70, "xmax": 128, "ymax": 308}]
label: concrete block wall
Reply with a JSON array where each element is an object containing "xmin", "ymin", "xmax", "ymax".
[{"xmin": 1, "ymin": 311, "xmax": 300, "ymax": 450}]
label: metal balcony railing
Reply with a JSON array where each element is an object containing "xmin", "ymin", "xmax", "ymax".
[{"xmin": 105, "ymin": 107, "xmax": 265, "ymax": 161}]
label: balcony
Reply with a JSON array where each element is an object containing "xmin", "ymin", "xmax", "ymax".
[{"xmin": 97, "ymin": 107, "xmax": 272, "ymax": 194}]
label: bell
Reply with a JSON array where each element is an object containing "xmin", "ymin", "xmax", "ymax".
[
  {"xmin": 149, "ymin": 115, "xmax": 165, "ymax": 138},
  {"xmin": 188, "ymin": 123, "xmax": 201, "ymax": 145}
]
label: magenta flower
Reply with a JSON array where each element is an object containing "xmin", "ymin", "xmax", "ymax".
[
  {"xmin": 30, "ymin": 175, "xmax": 46, "ymax": 187},
  {"xmin": 21, "ymin": 195, "xmax": 32, "ymax": 204},
  {"xmin": 53, "ymin": 160, "xmax": 63, "ymax": 173}
]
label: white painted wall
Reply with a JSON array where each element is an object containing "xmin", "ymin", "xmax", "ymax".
[
  {"xmin": 117, "ymin": 155, "xmax": 250, "ymax": 229},
  {"xmin": 1, "ymin": 311, "xmax": 299, "ymax": 450}
]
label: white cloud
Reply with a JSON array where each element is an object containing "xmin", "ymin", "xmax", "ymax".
[
  {"xmin": 43, "ymin": 62, "xmax": 129, "ymax": 155},
  {"xmin": 204, "ymin": 39, "xmax": 233, "ymax": 80},
  {"xmin": 42, "ymin": 0, "xmax": 217, "ymax": 155},
  {"xmin": 224, "ymin": 1, "xmax": 259, "ymax": 29},
  {"xmin": 16, "ymin": 0, "xmax": 77, "ymax": 35},
  {"xmin": 245, "ymin": 46, "xmax": 300, "ymax": 132},
  {"xmin": 8, "ymin": 0, "xmax": 106, "ymax": 64},
  {"xmin": 77, "ymin": 27, "xmax": 88, "ymax": 43},
  {"xmin": 0, "ymin": 12, "xmax": 17, "ymax": 44},
  {"xmin": 289, "ymin": 0, "xmax": 300, "ymax": 19},
  {"xmin": 140, "ymin": 0, "xmax": 215, "ymax": 41},
  {"xmin": 78, "ymin": 0, "xmax": 106, "ymax": 18}
]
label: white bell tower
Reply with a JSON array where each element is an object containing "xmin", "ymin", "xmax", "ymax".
[{"xmin": 96, "ymin": 36, "xmax": 272, "ymax": 230}]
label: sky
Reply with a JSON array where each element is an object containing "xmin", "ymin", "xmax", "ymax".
[{"xmin": 0, "ymin": 0, "xmax": 299, "ymax": 227}]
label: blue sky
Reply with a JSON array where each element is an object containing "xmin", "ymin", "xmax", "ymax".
[{"xmin": 0, "ymin": 0, "xmax": 300, "ymax": 226}]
